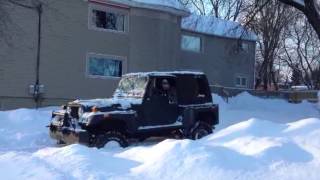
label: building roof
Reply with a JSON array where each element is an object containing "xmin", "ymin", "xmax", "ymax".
[
  {"xmin": 90, "ymin": 0, "xmax": 190, "ymax": 16},
  {"xmin": 182, "ymin": 14, "xmax": 257, "ymax": 41}
]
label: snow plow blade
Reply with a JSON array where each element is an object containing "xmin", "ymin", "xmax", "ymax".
[{"xmin": 49, "ymin": 126, "xmax": 90, "ymax": 145}]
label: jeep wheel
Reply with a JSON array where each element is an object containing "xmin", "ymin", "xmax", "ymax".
[
  {"xmin": 95, "ymin": 131, "xmax": 129, "ymax": 148},
  {"xmin": 191, "ymin": 123, "xmax": 213, "ymax": 140},
  {"xmin": 170, "ymin": 130, "xmax": 184, "ymax": 139}
]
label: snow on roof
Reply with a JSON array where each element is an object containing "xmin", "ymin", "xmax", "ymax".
[
  {"xmin": 92, "ymin": 0, "xmax": 190, "ymax": 16},
  {"xmin": 182, "ymin": 14, "xmax": 257, "ymax": 41}
]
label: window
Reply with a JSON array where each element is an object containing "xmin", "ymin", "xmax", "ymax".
[
  {"xmin": 236, "ymin": 76, "xmax": 248, "ymax": 87},
  {"xmin": 87, "ymin": 54, "xmax": 123, "ymax": 78},
  {"xmin": 181, "ymin": 35, "xmax": 201, "ymax": 52},
  {"xmin": 90, "ymin": 7, "xmax": 126, "ymax": 32},
  {"xmin": 240, "ymin": 42, "xmax": 249, "ymax": 52}
]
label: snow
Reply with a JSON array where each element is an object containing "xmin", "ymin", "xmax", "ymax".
[
  {"xmin": 125, "ymin": 70, "xmax": 204, "ymax": 77},
  {"xmin": 215, "ymin": 92, "xmax": 319, "ymax": 129},
  {"xmin": 0, "ymin": 107, "xmax": 58, "ymax": 151},
  {"xmin": 182, "ymin": 14, "xmax": 257, "ymax": 41},
  {"xmin": 73, "ymin": 97, "xmax": 142, "ymax": 109},
  {"xmin": 130, "ymin": 0, "xmax": 187, "ymax": 11},
  {"xmin": 93, "ymin": 0, "xmax": 189, "ymax": 16},
  {"xmin": 0, "ymin": 93, "xmax": 319, "ymax": 179}
]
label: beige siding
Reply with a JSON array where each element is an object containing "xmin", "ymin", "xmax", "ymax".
[
  {"xmin": 128, "ymin": 8, "xmax": 181, "ymax": 72},
  {"xmin": 0, "ymin": 0, "xmax": 183, "ymax": 109},
  {"xmin": 179, "ymin": 30, "xmax": 256, "ymax": 88},
  {"xmin": 0, "ymin": 0, "xmax": 255, "ymax": 110},
  {"xmin": 0, "ymin": 3, "xmax": 38, "ymax": 98}
]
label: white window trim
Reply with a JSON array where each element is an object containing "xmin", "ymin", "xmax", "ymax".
[
  {"xmin": 181, "ymin": 34, "xmax": 203, "ymax": 53},
  {"xmin": 86, "ymin": 53, "xmax": 126, "ymax": 80},
  {"xmin": 88, "ymin": 3, "xmax": 129, "ymax": 34},
  {"xmin": 235, "ymin": 75, "xmax": 248, "ymax": 88}
]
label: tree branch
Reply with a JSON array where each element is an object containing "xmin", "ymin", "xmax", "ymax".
[{"xmin": 278, "ymin": 0, "xmax": 306, "ymax": 12}]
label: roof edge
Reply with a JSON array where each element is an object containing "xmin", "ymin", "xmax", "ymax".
[
  {"xmin": 181, "ymin": 28, "xmax": 257, "ymax": 42},
  {"xmin": 87, "ymin": 0, "xmax": 190, "ymax": 17}
]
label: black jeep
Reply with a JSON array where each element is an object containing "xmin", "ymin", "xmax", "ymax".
[{"xmin": 49, "ymin": 71, "xmax": 219, "ymax": 148}]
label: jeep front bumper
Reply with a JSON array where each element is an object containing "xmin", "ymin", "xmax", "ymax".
[{"xmin": 49, "ymin": 125, "xmax": 91, "ymax": 146}]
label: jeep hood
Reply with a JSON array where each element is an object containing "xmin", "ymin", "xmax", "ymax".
[{"xmin": 71, "ymin": 97, "xmax": 142, "ymax": 109}]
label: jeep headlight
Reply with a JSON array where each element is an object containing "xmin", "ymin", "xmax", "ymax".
[{"xmin": 66, "ymin": 106, "xmax": 71, "ymax": 114}]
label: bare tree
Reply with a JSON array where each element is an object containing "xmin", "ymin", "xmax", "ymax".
[
  {"xmin": 277, "ymin": 0, "xmax": 320, "ymax": 40},
  {"xmin": 179, "ymin": 0, "xmax": 250, "ymax": 21},
  {"xmin": 280, "ymin": 12, "xmax": 320, "ymax": 89},
  {"xmin": 180, "ymin": 0, "xmax": 296, "ymax": 91},
  {"xmin": 249, "ymin": 1, "xmax": 295, "ymax": 90}
]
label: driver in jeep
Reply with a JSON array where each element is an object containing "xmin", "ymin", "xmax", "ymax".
[{"xmin": 160, "ymin": 79, "xmax": 177, "ymax": 104}]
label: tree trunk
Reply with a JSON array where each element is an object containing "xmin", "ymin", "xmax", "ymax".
[
  {"xmin": 279, "ymin": 0, "xmax": 320, "ymax": 40},
  {"xmin": 304, "ymin": 0, "xmax": 320, "ymax": 40}
]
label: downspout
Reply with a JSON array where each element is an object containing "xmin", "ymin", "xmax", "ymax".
[
  {"xmin": 253, "ymin": 41, "xmax": 257, "ymax": 89},
  {"xmin": 34, "ymin": 4, "xmax": 43, "ymax": 108}
]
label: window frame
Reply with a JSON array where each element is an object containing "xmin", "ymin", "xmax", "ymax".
[
  {"xmin": 86, "ymin": 53, "xmax": 126, "ymax": 79},
  {"xmin": 88, "ymin": 3, "xmax": 129, "ymax": 34},
  {"xmin": 235, "ymin": 75, "xmax": 248, "ymax": 88},
  {"xmin": 240, "ymin": 42, "xmax": 249, "ymax": 53},
  {"xmin": 180, "ymin": 34, "xmax": 203, "ymax": 53}
]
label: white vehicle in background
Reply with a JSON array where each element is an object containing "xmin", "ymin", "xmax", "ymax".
[{"xmin": 291, "ymin": 85, "xmax": 309, "ymax": 91}]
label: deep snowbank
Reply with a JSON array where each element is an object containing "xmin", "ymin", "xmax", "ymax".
[
  {"xmin": 214, "ymin": 92, "xmax": 319, "ymax": 129},
  {"xmin": 0, "ymin": 108, "xmax": 57, "ymax": 151},
  {"xmin": 1, "ymin": 118, "xmax": 319, "ymax": 180},
  {"xmin": 0, "ymin": 93, "xmax": 319, "ymax": 180},
  {"xmin": 116, "ymin": 118, "xmax": 320, "ymax": 180}
]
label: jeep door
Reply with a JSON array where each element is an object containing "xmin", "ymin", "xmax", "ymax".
[{"xmin": 141, "ymin": 76, "xmax": 179, "ymax": 127}]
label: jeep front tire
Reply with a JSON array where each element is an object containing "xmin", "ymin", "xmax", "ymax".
[
  {"xmin": 95, "ymin": 131, "xmax": 129, "ymax": 148},
  {"xmin": 191, "ymin": 122, "xmax": 213, "ymax": 140}
]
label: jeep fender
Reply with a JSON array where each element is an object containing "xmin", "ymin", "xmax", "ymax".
[{"xmin": 182, "ymin": 105, "xmax": 219, "ymax": 135}]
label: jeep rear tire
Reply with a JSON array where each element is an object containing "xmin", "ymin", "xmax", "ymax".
[
  {"xmin": 95, "ymin": 131, "xmax": 129, "ymax": 148},
  {"xmin": 191, "ymin": 122, "xmax": 213, "ymax": 140}
]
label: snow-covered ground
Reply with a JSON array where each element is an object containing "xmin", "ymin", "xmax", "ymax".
[{"xmin": 0, "ymin": 93, "xmax": 319, "ymax": 180}]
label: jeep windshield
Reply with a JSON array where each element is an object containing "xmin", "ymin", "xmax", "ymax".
[{"xmin": 114, "ymin": 75, "xmax": 148, "ymax": 98}]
